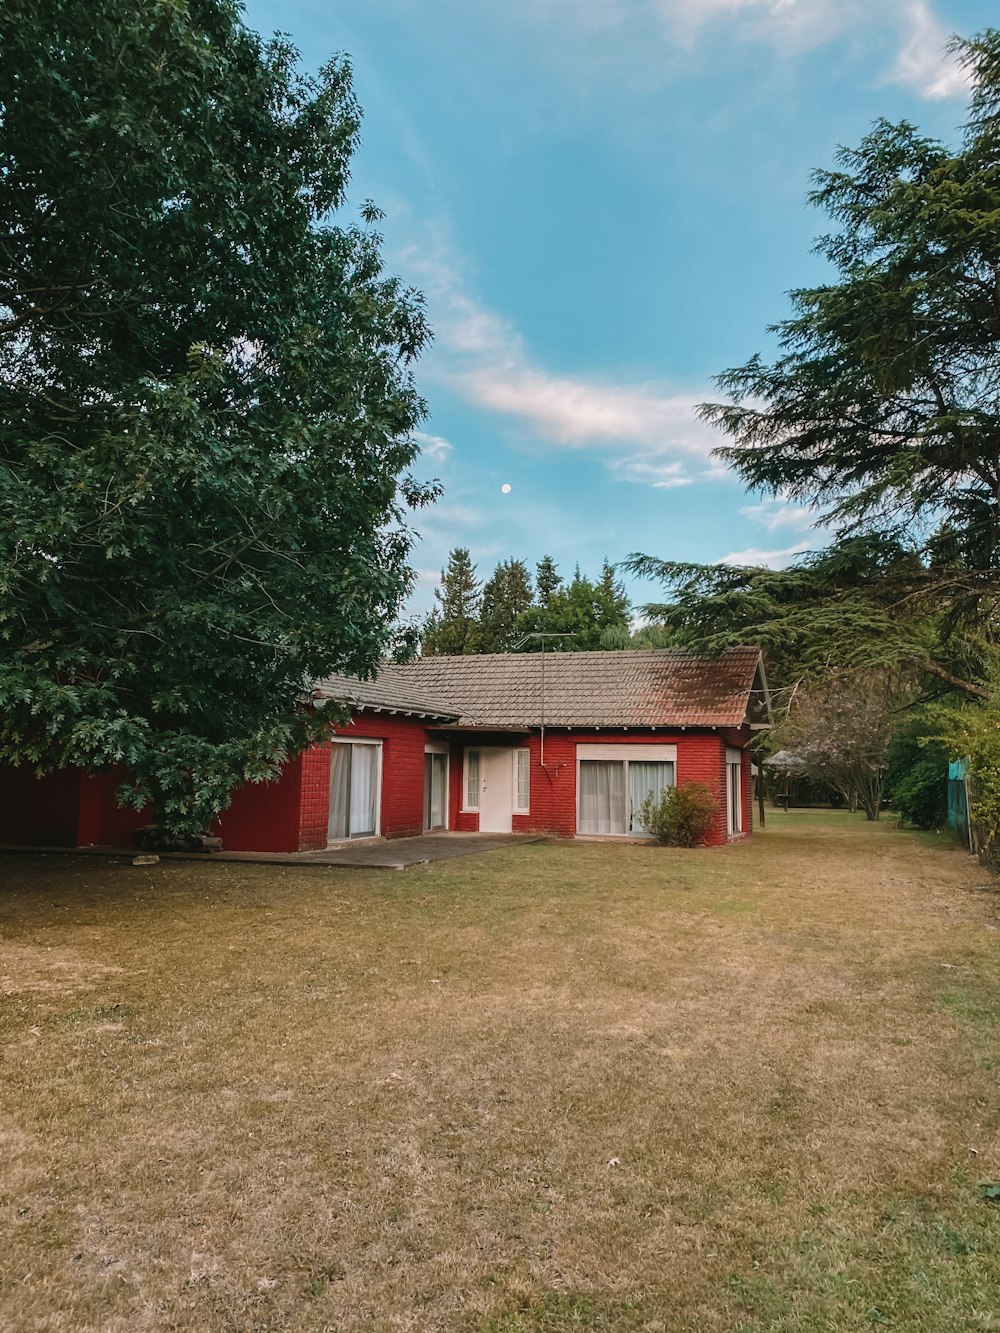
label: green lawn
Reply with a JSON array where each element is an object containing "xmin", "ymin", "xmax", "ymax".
[{"xmin": 2, "ymin": 811, "xmax": 1000, "ymax": 1331}]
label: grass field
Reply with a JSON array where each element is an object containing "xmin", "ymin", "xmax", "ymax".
[{"xmin": 2, "ymin": 811, "xmax": 1000, "ymax": 1332}]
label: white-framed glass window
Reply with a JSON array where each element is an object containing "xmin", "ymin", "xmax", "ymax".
[
  {"xmin": 576, "ymin": 744, "xmax": 677, "ymax": 837},
  {"xmin": 726, "ymin": 747, "xmax": 743, "ymax": 835},
  {"xmin": 329, "ymin": 739, "xmax": 382, "ymax": 841},
  {"xmin": 514, "ymin": 748, "xmax": 530, "ymax": 813},
  {"xmin": 424, "ymin": 744, "xmax": 449, "ymax": 831},
  {"xmin": 463, "ymin": 749, "xmax": 481, "ymax": 811}
]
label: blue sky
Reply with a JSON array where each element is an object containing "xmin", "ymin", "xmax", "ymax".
[{"xmin": 244, "ymin": 0, "xmax": 990, "ymax": 617}]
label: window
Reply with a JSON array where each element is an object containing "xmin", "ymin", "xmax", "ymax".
[
  {"xmin": 464, "ymin": 749, "xmax": 481, "ymax": 811},
  {"xmin": 576, "ymin": 744, "xmax": 677, "ymax": 837},
  {"xmin": 328, "ymin": 741, "xmax": 381, "ymax": 841},
  {"xmin": 726, "ymin": 747, "xmax": 743, "ymax": 835},
  {"xmin": 515, "ymin": 749, "xmax": 530, "ymax": 812},
  {"xmin": 424, "ymin": 747, "xmax": 448, "ymax": 830}
]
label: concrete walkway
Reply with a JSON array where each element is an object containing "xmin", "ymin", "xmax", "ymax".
[
  {"xmin": 2, "ymin": 832, "xmax": 546, "ymax": 871},
  {"xmin": 195, "ymin": 832, "xmax": 545, "ymax": 869}
]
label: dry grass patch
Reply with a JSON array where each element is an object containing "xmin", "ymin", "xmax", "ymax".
[{"xmin": 2, "ymin": 812, "xmax": 1000, "ymax": 1331}]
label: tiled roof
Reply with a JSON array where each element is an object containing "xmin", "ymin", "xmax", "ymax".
[
  {"xmin": 313, "ymin": 672, "xmax": 461, "ymax": 721},
  {"xmin": 378, "ymin": 647, "xmax": 767, "ymax": 729}
]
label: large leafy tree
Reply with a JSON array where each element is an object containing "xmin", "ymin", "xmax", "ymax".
[
  {"xmin": 701, "ymin": 31, "xmax": 1000, "ymax": 587},
  {"xmin": 0, "ymin": 1, "xmax": 434, "ymax": 832}
]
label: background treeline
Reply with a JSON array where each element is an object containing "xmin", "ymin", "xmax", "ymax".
[{"xmin": 421, "ymin": 548, "xmax": 669, "ymax": 655}]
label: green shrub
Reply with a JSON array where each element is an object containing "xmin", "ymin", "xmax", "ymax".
[
  {"xmin": 639, "ymin": 782, "xmax": 717, "ymax": 847},
  {"xmin": 886, "ymin": 716, "xmax": 948, "ymax": 829},
  {"xmin": 891, "ymin": 755, "xmax": 948, "ymax": 829}
]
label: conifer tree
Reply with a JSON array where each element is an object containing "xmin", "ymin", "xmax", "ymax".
[
  {"xmin": 472, "ymin": 560, "xmax": 534, "ymax": 653},
  {"xmin": 535, "ymin": 556, "xmax": 562, "ymax": 607},
  {"xmin": 422, "ymin": 548, "xmax": 481, "ymax": 656}
]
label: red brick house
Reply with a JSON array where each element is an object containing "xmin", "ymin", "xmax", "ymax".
[{"xmin": 0, "ymin": 647, "xmax": 770, "ymax": 852}]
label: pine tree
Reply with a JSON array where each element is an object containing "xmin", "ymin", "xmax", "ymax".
[
  {"xmin": 535, "ymin": 555, "xmax": 562, "ymax": 608},
  {"xmin": 472, "ymin": 559, "xmax": 535, "ymax": 653},
  {"xmin": 518, "ymin": 564, "xmax": 631, "ymax": 651},
  {"xmin": 422, "ymin": 548, "xmax": 482, "ymax": 655}
]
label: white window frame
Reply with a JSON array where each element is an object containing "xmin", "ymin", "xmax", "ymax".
[
  {"xmin": 575, "ymin": 744, "xmax": 678, "ymax": 837},
  {"xmin": 462, "ymin": 748, "xmax": 481, "ymax": 812},
  {"xmin": 726, "ymin": 746, "xmax": 743, "ymax": 836},
  {"xmin": 329, "ymin": 737, "xmax": 383, "ymax": 841},
  {"xmin": 424, "ymin": 743, "xmax": 450, "ymax": 830},
  {"xmin": 514, "ymin": 748, "xmax": 530, "ymax": 813}
]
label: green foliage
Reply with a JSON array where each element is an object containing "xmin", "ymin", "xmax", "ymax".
[
  {"xmin": 425, "ymin": 553, "xmax": 632, "ymax": 654},
  {"xmin": 518, "ymin": 563, "xmax": 631, "ymax": 651},
  {"xmin": 639, "ymin": 782, "xmax": 717, "ymax": 847},
  {"xmin": 936, "ymin": 685, "xmax": 1000, "ymax": 862},
  {"xmin": 422, "ymin": 548, "xmax": 481, "ymax": 655},
  {"xmin": 624, "ymin": 536, "xmax": 988, "ymax": 700},
  {"xmin": 0, "ymin": 0, "xmax": 433, "ymax": 832},
  {"xmin": 772, "ymin": 669, "xmax": 903, "ymax": 820},
  {"xmin": 470, "ymin": 559, "xmax": 533, "ymax": 653},
  {"xmin": 701, "ymin": 32, "xmax": 1000, "ymax": 581},
  {"xmin": 886, "ymin": 717, "xmax": 949, "ymax": 829},
  {"xmin": 535, "ymin": 555, "xmax": 562, "ymax": 607}
]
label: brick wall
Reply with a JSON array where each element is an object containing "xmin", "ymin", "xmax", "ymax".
[
  {"xmin": 442, "ymin": 730, "xmax": 747, "ymax": 846},
  {"xmin": 328, "ymin": 713, "xmax": 433, "ymax": 842},
  {"xmin": 217, "ymin": 759, "xmax": 304, "ymax": 853}
]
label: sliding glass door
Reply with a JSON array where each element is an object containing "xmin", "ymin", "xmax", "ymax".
[
  {"xmin": 328, "ymin": 742, "xmax": 381, "ymax": 841},
  {"xmin": 424, "ymin": 750, "xmax": 448, "ymax": 830},
  {"xmin": 577, "ymin": 749, "xmax": 675, "ymax": 836},
  {"xmin": 628, "ymin": 761, "xmax": 674, "ymax": 834}
]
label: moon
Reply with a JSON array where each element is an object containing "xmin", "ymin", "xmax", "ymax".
[{"xmin": 501, "ymin": 483, "xmax": 511, "ymax": 494}]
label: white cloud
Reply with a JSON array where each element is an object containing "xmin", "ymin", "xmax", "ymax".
[
  {"xmin": 413, "ymin": 431, "xmax": 453, "ymax": 463},
  {"xmin": 719, "ymin": 541, "xmax": 813, "ymax": 568},
  {"xmin": 608, "ymin": 457, "xmax": 694, "ymax": 488},
  {"xmin": 887, "ymin": 1, "xmax": 969, "ymax": 100},
  {"xmin": 739, "ymin": 496, "xmax": 818, "ymax": 531},
  {"xmin": 461, "ymin": 0, "xmax": 969, "ymax": 100},
  {"xmin": 398, "ymin": 235, "xmax": 723, "ymax": 488}
]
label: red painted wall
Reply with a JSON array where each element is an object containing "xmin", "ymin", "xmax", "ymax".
[
  {"xmin": 331, "ymin": 713, "xmax": 432, "ymax": 842},
  {"xmin": 0, "ymin": 765, "xmax": 82, "ymax": 846},
  {"xmin": 442, "ymin": 729, "xmax": 753, "ymax": 846},
  {"xmin": 218, "ymin": 713, "xmax": 435, "ymax": 851},
  {"xmin": 0, "ymin": 720, "xmax": 756, "ymax": 853}
]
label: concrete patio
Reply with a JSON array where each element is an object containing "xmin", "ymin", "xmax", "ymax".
[{"xmin": 1, "ymin": 832, "xmax": 546, "ymax": 871}]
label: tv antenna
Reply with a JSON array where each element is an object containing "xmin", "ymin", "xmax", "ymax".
[{"xmin": 512, "ymin": 632, "xmax": 574, "ymax": 768}]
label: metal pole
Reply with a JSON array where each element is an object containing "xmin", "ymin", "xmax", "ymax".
[{"xmin": 540, "ymin": 639, "xmax": 545, "ymax": 769}]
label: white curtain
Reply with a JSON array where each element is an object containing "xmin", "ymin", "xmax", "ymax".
[
  {"xmin": 578, "ymin": 760, "xmax": 626, "ymax": 835},
  {"xmin": 629, "ymin": 761, "xmax": 674, "ymax": 833},
  {"xmin": 466, "ymin": 750, "xmax": 480, "ymax": 809},
  {"xmin": 425, "ymin": 753, "xmax": 447, "ymax": 829},
  {"xmin": 350, "ymin": 744, "xmax": 378, "ymax": 836},
  {"xmin": 329, "ymin": 744, "xmax": 379, "ymax": 841},
  {"xmin": 328, "ymin": 744, "xmax": 351, "ymax": 841}
]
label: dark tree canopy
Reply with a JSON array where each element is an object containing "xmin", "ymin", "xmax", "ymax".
[
  {"xmin": 702, "ymin": 31, "xmax": 1000, "ymax": 579},
  {"xmin": 471, "ymin": 559, "xmax": 534, "ymax": 653},
  {"xmin": 421, "ymin": 552, "xmax": 634, "ymax": 655},
  {"xmin": 0, "ymin": 0, "xmax": 433, "ymax": 831},
  {"xmin": 535, "ymin": 555, "xmax": 562, "ymax": 607},
  {"xmin": 517, "ymin": 563, "xmax": 631, "ymax": 651},
  {"xmin": 624, "ymin": 537, "xmax": 991, "ymax": 702},
  {"xmin": 422, "ymin": 548, "xmax": 481, "ymax": 656}
]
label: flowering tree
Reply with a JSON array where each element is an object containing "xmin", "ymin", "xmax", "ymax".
[{"xmin": 776, "ymin": 670, "xmax": 900, "ymax": 820}]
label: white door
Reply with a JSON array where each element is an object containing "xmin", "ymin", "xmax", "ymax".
[{"xmin": 479, "ymin": 748, "xmax": 513, "ymax": 833}]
